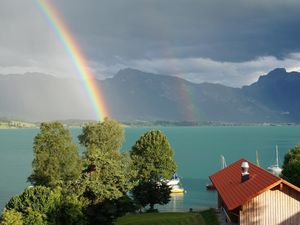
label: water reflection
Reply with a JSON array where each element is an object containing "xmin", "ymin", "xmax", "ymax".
[
  {"xmin": 169, "ymin": 193, "xmax": 184, "ymax": 212},
  {"xmin": 158, "ymin": 178, "xmax": 217, "ymax": 212}
]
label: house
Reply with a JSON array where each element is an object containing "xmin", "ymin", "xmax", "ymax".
[{"xmin": 210, "ymin": 158, "xmax": 300, "ymax": 225}]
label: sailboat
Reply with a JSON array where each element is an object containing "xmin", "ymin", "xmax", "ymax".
[
  {"xmin": 166, "ymin": 174, "xmax": 180, "ymax": 186},
  {"xmin": 220, "ymin": 155, "xmax": 227, "ymax": 169},
  {"xmin": 206, "ymin": 155, "xmax": 227, "ymax": 190},
  {"xmin": 267, "ymin": 145, "xmax": 282, "ymax": 176},
  {"xmin": 165, "ymin": 174, "xmax": 185, "ymax": 193},
  {"xmin": 256, "ymin": 150, "xmax": 260, "ymax": 167}
]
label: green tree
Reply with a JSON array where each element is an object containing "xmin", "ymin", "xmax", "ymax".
[
  {"xmin": 75, "ymin": 119, "xmax": 135, "ymax": 204},
  {"xmin": 281, "ymin": 144, "xmax": 300, "ymax": 187},
  {"xmin": 5, "ymin": 186, "xmax": 59, "ymax": 215},
  {"xmin": 74, "ymin": 119, "xmax": 136, "ymax": 224},
  {"xmin": 74, "ymin": 147, "xmax": 136, "ymax": 205},
  {"xmin": 130, "ymin": 130, "xmax": 176, "ymax": 181},
  {"xmin": 1, "ymin": 209, "xmax": 24, "ymax": 225},
  {"xmin": 2, "ymin": 186, "xmax": 86, "ymax": 225},
  {"xmin": 85, "ymin": 196, "xmax": 137, "ymax": 225},
  {"xmin": 73, "ymin": 148, "xmax": 136, "ymax": 225},
  {"xmin": 78, "ymin": 118, "xmax": 124, "ymax": 152},
  {"xmin": 52, "ymin": 191, "xmax": 86, "ymax": 225},
  {"xmin": 28, "ymin": 122, "xmax": 81, "ymax": 188},
  {"xmin": 3, "ymin": 186, "xmax": 59, "ymax": 225},
  {"xmin": 132, "ymin": 180, "xmax": 171, "ymax": 211},
  {"xmin": 130, "ymin": 130, "xmax": 176, "ymax": 211}
]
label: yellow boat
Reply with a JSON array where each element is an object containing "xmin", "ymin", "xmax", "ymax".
[{"xmin": 170, "ymin": 185, "xmax": 185, "ymax": 193}]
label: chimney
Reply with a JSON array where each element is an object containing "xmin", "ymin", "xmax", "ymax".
[{"xmin": 241, "ymin": 161, "xmax": 250, "ymax": 182}]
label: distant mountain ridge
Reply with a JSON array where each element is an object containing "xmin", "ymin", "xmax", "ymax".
[
  {"xmin": 101, "ymin": 68, "xmax": 300, "ymax": 122},
  {"xmin": 242, "ymin": 68, "xmax": 300, "ymax": 121},
  {"xmin": 0, "ymin": 68, "xmax": 299, "ymax": 122}
]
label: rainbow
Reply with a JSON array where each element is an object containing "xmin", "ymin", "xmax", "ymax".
[
  {"xmin": 35, "ymin": 0, "xmax": 109, "ymax": 121},
  {"xmin": 177, "ymin": 81, "xmax": 201, "ymax": 121}
]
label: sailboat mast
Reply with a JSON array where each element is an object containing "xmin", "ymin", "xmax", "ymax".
[
  {"xmin": 256, "ymin": 150, "xmax": 260, "ymax": 167},
  {"xmin": 220, "ymin": 155, "xmax": 227, "ymax": 169},
  {"xmin": 275, "ymin": 145, "xmax": 279, "ymax": 167}
]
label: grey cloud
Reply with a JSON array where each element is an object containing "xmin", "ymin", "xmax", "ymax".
[
  {"xmin": 0, "ymin": 0, "xmax": 78, "ymax": 77},
  {"xmin": 52, "ymin": 0, "xmax": 300, "ymax": 62},
  {"xmin": 1, "ymin": 0, "xmax": 300, "ymax": 87},
  {"xmin": 100, "ymin": 54, "xmax": 300, "ymax": 87}
]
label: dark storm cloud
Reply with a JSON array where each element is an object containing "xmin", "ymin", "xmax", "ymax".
[
  {"xmin": 1, "ymin": 0, "xmax": 300, "ymax": 87},
  {"xmin": 52, "ymin": 0, "xmax": 300, "ymax": 62}
]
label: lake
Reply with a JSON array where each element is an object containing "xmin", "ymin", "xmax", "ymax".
[{"xmin": 1, "ymin": 126, "xmax": 300, "ymax": 212}]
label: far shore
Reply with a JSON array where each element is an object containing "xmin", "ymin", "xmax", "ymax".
[{"xmin": 1, "ymin": 120, "xmax": 300, "ymax": 129}]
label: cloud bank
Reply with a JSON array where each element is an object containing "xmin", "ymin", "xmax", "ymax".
[{"xmin": 1, "ymin": 0, "xmax": 300, "ymax": 86}]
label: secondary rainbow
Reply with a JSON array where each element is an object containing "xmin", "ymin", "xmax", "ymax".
[{"xmin": 35, "ymin": 0, "xmax": 109, "ymax": 121}]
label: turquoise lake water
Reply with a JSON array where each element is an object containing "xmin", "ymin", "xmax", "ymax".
[{"xmin": 1, "ymin": 126, "xmax": 300, "ymax": 212}]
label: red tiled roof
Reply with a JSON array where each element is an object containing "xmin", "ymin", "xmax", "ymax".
[{"xmin": 210, "ymin": 158, "xmax": 281, "ymax": 210}]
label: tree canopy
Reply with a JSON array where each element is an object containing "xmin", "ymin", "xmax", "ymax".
[
  {"xmin": 131, "ymin": 180, "xmax": 171, "ymax": 211},
  {"xmin": 74, "ymin": 119, "xmax": 135, "ymax": 205},
  {"xmin": 2, "ymin": 119, "xmax": 139, "ymax": 225},
  {"xmin": 1, "ymin": 209, "xmax": 23, "ymax": 225},
  {"xmin": 74, "ymin": 119, "xmax": 136, "ymax": 224},
  {"xmin": 73, "ymin": 147, "xmax": 136, "ymax": 205},
  {"xmin": 78, "ymin": 118, "xmax": 124, "ymax": 152},
  {"xmin": 2, "ymin": 186, "xmax": 86, "ymax": 225},
  {"xmin": 85, "ymin": 196, "xmax": 137, "ymax": 225},
  {"xmin": 130, "ymin": 130, "xmax": 176, "ymax": 211},
  {"xmin": 281, "ymin": 144, "xmax": 300, "ymax": 187},
  {"xmin": 130, "ymin": 130, "xmax": 176, "ymax": 181},
  {"xmin": 28, "ymin": 122, "xmax": 81, "ymax": 188}
]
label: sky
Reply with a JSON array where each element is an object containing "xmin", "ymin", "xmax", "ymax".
[{"xmin": 1, "ymin": 0, "xmax": 300, "ymax": 87}]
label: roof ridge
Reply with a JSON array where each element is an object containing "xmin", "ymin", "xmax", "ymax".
[{"xmin": 209, "ymin": 158, "xmax": 284, "ymax": 210}]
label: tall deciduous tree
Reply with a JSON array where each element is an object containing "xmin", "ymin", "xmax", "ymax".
[
  {"xmin": 78, "ymin": 118, "xmax": 124, "ymax": 152},
  {"xmin": 74, "ymin": 148, "xmax": 135, "ymax": 204},
  {"xmin": 75, "ymin": 119, "xmax": 136, "ymax": 224},
  {"xmin": 130, "ymin": 130, "xmax": 176, "ymax": 181},
  {"xmin": 28, "ymin": 122, "xmax": 81, "ymax": 187},
  {"xmin": 281, "ymin": 144, "xmax": 300, "ymax": 187},
  {"xmin": 130, "ymin": 130, "xmax": 176, "ymax": 211},
  {"xmin": 76, "ymin": 118, "xmax": 135, "ymax": 203}
]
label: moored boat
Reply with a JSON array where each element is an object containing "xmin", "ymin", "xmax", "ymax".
[
  {"xmin": 166, "ymin": 174, "xmax": 180, "ymax": 186},
  {"xmin": 206, "ymin": 183, "xmax": 216, "ymax": 190},
  {"xmin": 206, "ymin": 155, "xmax": 227, "ymax": 191},
  {"xmin": 267, "ymin": 145, "xmax": 282, "ymax": 176},
  {"xmin": 165, "ymin": 174, "xmax": 185, "ymax": 193},
  {"xmin": 170, "ymin": 184, "xmax": 185, "ymax": 193}
]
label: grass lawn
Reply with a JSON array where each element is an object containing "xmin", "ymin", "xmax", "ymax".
[
  {"xmin": 200, "ymin": 209, "xmax": 219, "ymax": 225},
  {"xmin": 115, "ymin": 209, "xmax": 219, "ymax": 225}
]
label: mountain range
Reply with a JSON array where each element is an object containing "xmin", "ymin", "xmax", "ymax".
[{"xmin": 0, "ymin": 68, "xmax": 299, "ymax": 123}]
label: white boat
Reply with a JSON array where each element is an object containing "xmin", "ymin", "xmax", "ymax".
[
  {"xmin": 165, "ymin": 174, "xmax": 180, "ymax": 185},
  {"xmin": 166, "ymin": 174, "xmax": 185, "ymax": 193},
  {"xmin": 167, "ymin": 177, "xmax": 180, "ymax": 186},
  {"xmin": 268, "ymin": 145, "xmax": 283, "ymax": 176}
]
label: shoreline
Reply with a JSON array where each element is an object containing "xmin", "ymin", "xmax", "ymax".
[
  {"xmin": 2, "ymin": 119, "xmax": 300, "ymax": 129},
  {"xmin": 1, "ymin": 123, "xmax": 300, "ymax": 129}
]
